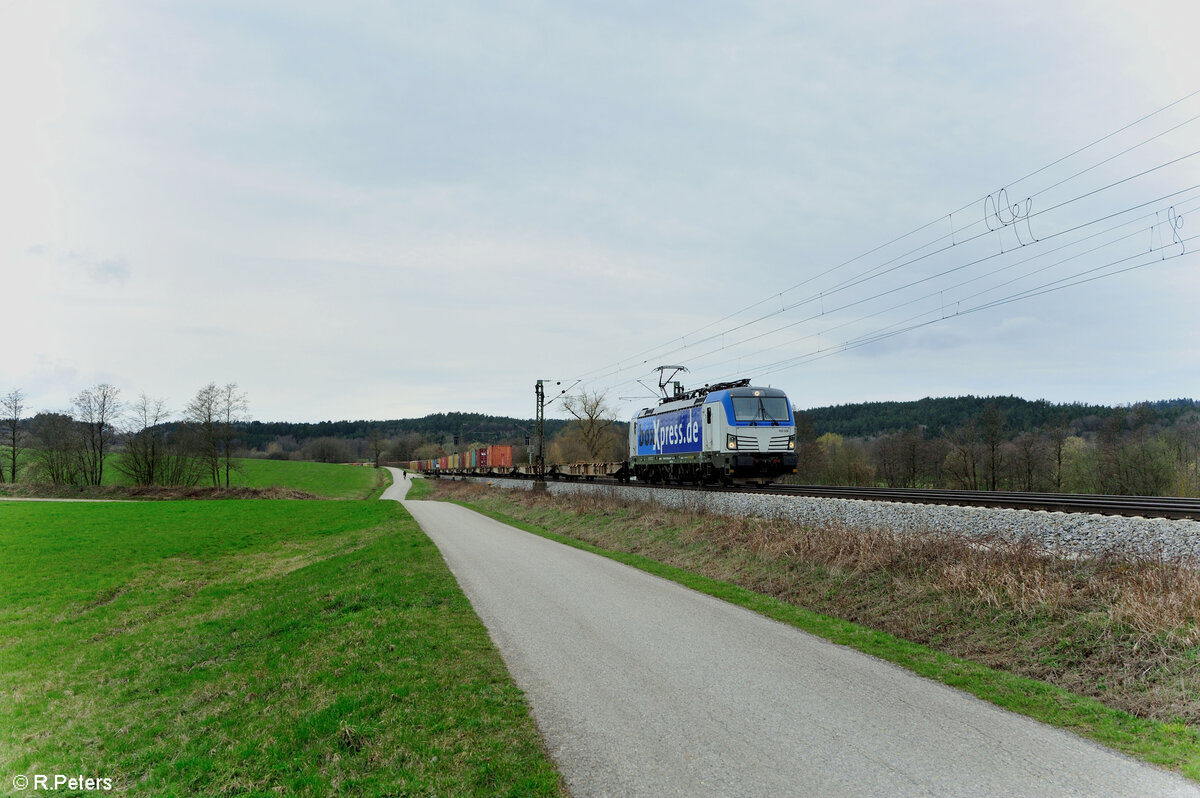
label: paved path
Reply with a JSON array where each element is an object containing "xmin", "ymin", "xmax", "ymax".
[{"xmin": 382, "ymin": 469, "xmax": 1199, "ymax": 797}]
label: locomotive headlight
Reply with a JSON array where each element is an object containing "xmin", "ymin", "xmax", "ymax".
[
  {"xmin": 726, "ymin": 434, "xmax": 737, "ymax": 450},
  {"xmin": 788, "ymin": 434, "xmax": 796, "ymax": 450}
]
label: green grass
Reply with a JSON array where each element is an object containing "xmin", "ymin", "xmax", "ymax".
[
  {"xmin": 440, "ymin": 485, "xmax": 1200, "ymax": 782},
  {"xmin": 228, "ymin": 459, "xmax": 386, "ymax": 499},
  {"xmin": 1, "ymin": 500, "xmax": 564, "ymax": 796},
  {"xmin": 5, "ymin": 457, "xmax": 389, "ymax": 500},
  {"xmin": 403, "ymin": 476, "xmax": 437, "ymax": 501}
]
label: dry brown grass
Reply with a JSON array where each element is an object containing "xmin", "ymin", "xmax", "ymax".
[{"xmin": 438, "ymin": 480, "xmax": 1200, "ymax": 726}]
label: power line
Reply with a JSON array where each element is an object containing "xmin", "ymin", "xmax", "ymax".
[{"xmin": 572, "ymin": 89, "xmax": 1200, "ymax": 386}]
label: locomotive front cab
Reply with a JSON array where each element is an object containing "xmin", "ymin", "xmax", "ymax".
[{"xmin": 704, "ymin": 386, "xmax": 798, "ymax": 484}]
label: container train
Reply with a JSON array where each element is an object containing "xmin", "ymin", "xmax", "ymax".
[{"xmin": 408, "ymin": 379, "xmax": 798, "ymax": 487}]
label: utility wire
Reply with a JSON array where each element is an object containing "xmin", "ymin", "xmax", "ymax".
[
  {"xmin": 581, "ymin": 124, "xmax": 1200, "ymax": 388},
  {"xmin": 572, "ymin": 90, "xmax": 1200, "ymax": 384}
]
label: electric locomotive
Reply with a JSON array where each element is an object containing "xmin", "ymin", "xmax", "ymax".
[{"xmin": 629, "ymin": 379, "xmax": 798, "ymax": 486}]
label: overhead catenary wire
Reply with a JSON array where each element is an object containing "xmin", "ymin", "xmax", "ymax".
[
  {"xmin": 647, "ymin": 187, "xmax": 1200, "ymax": 378},
  {"xmin": 588, "ymin": 146, "xmax": 1200, "ymax": 390},
  {"xmin": 741, "ymin": 231, "xmax": 1198, "ymax": 381},
  {"xmin": 592, "ymin": 175, "xmax": 1200, "ymax": 404},
  {"xmin": 571, "ymin": 90, "xmax": 1200, "ymax": 389}
]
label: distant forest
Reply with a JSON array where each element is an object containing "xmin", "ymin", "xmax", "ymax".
[
  {"xmin": 800, "ymin": 396, "xmax": 1200, "ymax": 439},
  {"xmin": 240, "ymin": 412, "xmax": 573, "ymax": 452}
]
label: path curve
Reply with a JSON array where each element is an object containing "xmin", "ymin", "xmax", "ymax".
[{"xmin": 382, "ymin": 468, "xmax": 1199, "ymax": 797}]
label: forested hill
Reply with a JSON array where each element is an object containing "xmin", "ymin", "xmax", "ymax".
[
  {"xmin": 241, "ymin": 412, "xmax": 570, "ymax": 450},
  {"xmin": 238, "ymin": 398, "xmax": 1199, "ymax": 450},
  {"xmin": 800, "ymin": 396, "xmax": 1200, "ymax": 438}
]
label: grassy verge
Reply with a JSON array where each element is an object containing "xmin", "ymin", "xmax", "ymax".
[
  {"xmin": 1, "ymin": 500, "xmax": 564, "ymax": 796},
  {"xmin": 433, "ymin": 480, "xmax": 1200, "ymax": 781},
  {"xmin": 403, "ymin": 475, "xmax": 437, "ymax": 501}
]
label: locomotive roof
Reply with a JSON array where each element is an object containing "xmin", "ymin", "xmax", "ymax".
[{"xmin": 636, "ymin": 384, "xmax": 790, "ymax": 417}]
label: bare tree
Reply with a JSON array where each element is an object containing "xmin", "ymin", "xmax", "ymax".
[
  {"xmin": 218, "ymin": 383, "xmax": 249, "ymax": 486},
  {"xmin": 305, "ymin": 436, "xmax": 353, "ymax": 463},
  {"xmin": 873, "ymin": 427, "xmax": 926, "ymax": 488},
  {"xmin": 792, "ymin": 412, "xmax": 825, "ymax": 483},
  {"xmin": 562, "ymin": 389, "xmax": 617, "ymax": 461},
  {"xmin": 29, "ymin": 412, "xmax": 83, "ymax": 486},
  {"xmin": 1048, "ymin": 414, "xmax": 1070, "ymax": 492},
  {"xmin": 945, "ymin": 422, "xmax": 980, "ymax": 490},
  {"xmin": 73, "ymin": 383, "xmax": 122, "ymax": 486},
  {"xmin": 186, "ymin": 383, "xmax": 221, "ymax": 486},
  {"xmin": 116, "ymin": 394, "xmax": 203, "ymax": 486},
  {"xmin": 1007, "ymin": 432, "xmax": 1049, "ymax": 491},
  {"xmin": 118, "ymin": 394, "xmax": 169, "ymax": 486},
  {"xmin": 186, "ymin": 382, "xmax": 249, "ymax": 487},
  {"xmin": 368, "ymin": 427, "xmax": 386, "ymax": 467},
  {"xmin": 979, "ymin": 403, "xmax": 1006, "ymax": 491},
  {"xmin": 1, "ymin": 388, "xmax": 25, "ymax": 483}
]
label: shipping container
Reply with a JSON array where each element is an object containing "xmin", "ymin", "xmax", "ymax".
[{"xmin": 488, "ymin": 445, "xmax": 514, "ymax": 467}]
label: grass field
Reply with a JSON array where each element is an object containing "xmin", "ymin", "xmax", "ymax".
[
  {"xmin": 434, "ymin": 480, "xmax": 1200, "ymax": 781},
  {"xmin": 0, "ymin": 457, "xmax": 389, "ymax": 500},
  {"xmin": 1, "ymin": 498, "xmax": 564, "ymax": 796},
  {"xmin": 227, "ymin": 459, "xmax": 388, "ymax": 499}
]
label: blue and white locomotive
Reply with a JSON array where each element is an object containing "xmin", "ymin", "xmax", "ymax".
[{"xmin": 629, "ymin": 379, "xmax": 798, "ymax": 486}]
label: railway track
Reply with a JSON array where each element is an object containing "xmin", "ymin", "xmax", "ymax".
[
  {"xmin": 740, "ymin": 485, "xmax": 1200, "ymax": 521},
  {"xmin": 454, "ymin": 473, "xmax": 1200, "ymax": 521}
]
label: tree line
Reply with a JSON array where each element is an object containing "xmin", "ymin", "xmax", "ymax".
[
  {"xmin": 802, "ymin": 395, "xmax": 1200, "ymax": 439},
  {"xmin": 792, "ymin": 400, "xmax": 1200, "ymax": 496},
  {"xmin": 0, "ymin": 383, "xmax": 248, "ymax": 488}
]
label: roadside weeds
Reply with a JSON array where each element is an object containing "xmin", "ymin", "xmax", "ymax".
[{"xmin": 432, "ymin": 479, "xmax": 1200, "ymax": 781}]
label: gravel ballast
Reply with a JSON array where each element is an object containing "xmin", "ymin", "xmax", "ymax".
[{"xmin": 464, "ymin": 477, "xmax": 1200, "ymax": 561}]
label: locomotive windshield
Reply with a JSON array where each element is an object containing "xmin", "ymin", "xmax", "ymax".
[{"xmin": 731, "ymin": 396, "xmax": 790, "ymax": 422}]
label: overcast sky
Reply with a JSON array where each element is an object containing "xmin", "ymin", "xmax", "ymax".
[{"xmin": 3, "ymin": 1, "xmax": 1199, "ymax": 424}]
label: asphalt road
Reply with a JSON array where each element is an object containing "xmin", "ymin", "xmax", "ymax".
[{"xmin": 382, "ymin": 469, "xmax": 1199, "ymax": 797}]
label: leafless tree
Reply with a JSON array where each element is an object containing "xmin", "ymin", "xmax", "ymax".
[
  {"xmin": 386, "ymin": 432, "xmax": 424, "ymax": 463},
  {"xmin": 979, "ymin": 403, "xmax": 1006, "ymax": 491},
  {"xmin": 1094, "ymin": 410, "xmax": 1173, "ymax": 495},
  {"xmin": 413, "ymin": 442, "xmax": 444, "ymax": 461},
  {"xmin": 1, "ymin": 388, "xmax": 25, "ymax": 483},
  {"xmin": 873, "ymin": 427, "xmax": 928, "ymax": 488},
  {"xmin": 117, "ymin": 394, "xmax": 169, "ymax": 486},
  {"xmin": 116, "ymin": 394, "xmax": 205, "ymax": 486},
  {"xmin": 562, "ymin": 389, "xmax": 618, "ymax": 461},
  {"xmin": 218, "ymin": 383, "xmax": 249, "ymax": 485},
  {"xmin": 186, "ymin": 382, "xmax": 249, "ymax": 487},
  {"xmin": 368, "ymin": 428, "xmax": 386, "ymax": 467},
  {"xmin": 29, "ymin": 412, "xmax": 83, "ymax": 486},
  {"xmin": 73, "ymin": 383, "xmax": 122, "ymax": 486},
  {"xmin": 305, "ymin": 436, "xmax": 353, "ymax": 463},
  {"xmin": 792, "ymin": 412, "xmax": 825, "ymax": 483},
  {"xmin": 945, "ymin": 422, "xmax": 980, "ymax": 490},
  {"xmin": 1048, "ymin": 414, "xmax": 1070, "ymax": 492},
  {"xmin": 1007, "ymin": 432, "xmax": 1049, "ymax": 491},
  {"xmin": 187, "ymin": 383, "xmax": 220, "ymax": 485}
]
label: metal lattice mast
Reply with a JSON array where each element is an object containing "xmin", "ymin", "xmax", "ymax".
[{"xmin": 535, "ymin": 379, "xmax": 545, "ymax": 479}]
